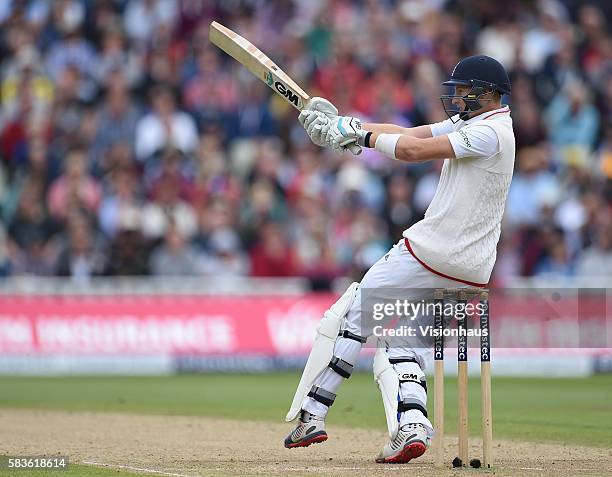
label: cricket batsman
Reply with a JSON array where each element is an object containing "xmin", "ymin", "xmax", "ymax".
[{"xmin": 284, "ymin": 55, "xmax": 514, "ymax": 463}]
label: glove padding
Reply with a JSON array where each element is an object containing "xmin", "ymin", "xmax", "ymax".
[
  {"xmin": 305, "ymin": 97, "xmax": 338, "ymax": 119},
  {"xmin": 326, "ymin": 116, "xmax": 365, "ymax": 153},
  {"xmin": 298, "ymin": 97, "xmax": 362, "ymax": 155},
  {"xmin": 298, "ymin": 97, "xmax": 338, "ymax": 147},
  {"xmin": 299, "ymin": 110, "xmax": 331, "ymax": 147}
]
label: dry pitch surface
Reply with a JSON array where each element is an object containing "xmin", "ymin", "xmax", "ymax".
[{"xmin": 2, "ymin": 409, "xmax": 611, "ymax": 477}]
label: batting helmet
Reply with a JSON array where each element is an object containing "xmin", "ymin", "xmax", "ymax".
[
  {"xmin": 443, "ymin": 55, "xmax": 511, "ymax": 95},
  {"xmin": 440, "ymin": 55, "xmax": 511, "ymax": 121}
]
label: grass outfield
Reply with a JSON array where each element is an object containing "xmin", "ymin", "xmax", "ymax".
[{"xmin": 0, "ymin": 373, "xmax": 611, "ymax": 449}]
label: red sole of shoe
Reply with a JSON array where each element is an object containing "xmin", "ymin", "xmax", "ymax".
[
  {"xmin": 376, "ymin": 441, "xmax": 427, "ymax": 464},
  {"xmin": 285, "ymin": 434, "xmax": 328, "ymax": 449}
]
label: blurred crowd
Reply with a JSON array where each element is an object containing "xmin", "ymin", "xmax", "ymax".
[{"xmin": 0, "ymin": 0, "xmax": 611, "ymax": 287}]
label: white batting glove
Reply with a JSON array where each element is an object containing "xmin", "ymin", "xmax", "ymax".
[
  {"xmin": 305, "ymin": 97, "xmax": 338, "ymax": 120},
  {"xmin": 326, "ymin": 116, "xmax": 365, "ymax": 154},
  {"xmin": 298, "ymin": 97, "xmax": 339, "ymax": 147},
  {"xmin": 299, "ymin": 98, "xmax": 362, "ymax": 155},
  {"xmin": 299, "ymin": 110, "xmax": 331, "ymax": 147}
]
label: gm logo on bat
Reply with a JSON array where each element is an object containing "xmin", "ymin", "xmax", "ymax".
[{"xmin": 264, "ymin": 71, "xmax": 303, "ymax": 109}]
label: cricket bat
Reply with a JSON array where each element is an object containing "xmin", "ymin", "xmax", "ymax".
[{"xmin": 209, "ymin": 21, "xmax": 361, "ymax": 154}]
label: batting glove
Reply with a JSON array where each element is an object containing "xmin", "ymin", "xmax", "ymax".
[
  {"xmin": 298, "ymin": 97, "xmax": 339, "ymax": 147},
  {"xmin": 326, "ymin": 116, "xmax": 365, "ymax": 154},
  {"xmin": 299, "ymin": 110, "xmax": 331, "ymax": 147},
  {"xmin": 304, "ymin": 97, "xmax": 338, "ymax": 120}
]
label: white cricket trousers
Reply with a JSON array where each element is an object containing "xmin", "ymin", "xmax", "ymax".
[{"xmin": 302, "ymin": 239, "xmax": 472, "ymax": 434}]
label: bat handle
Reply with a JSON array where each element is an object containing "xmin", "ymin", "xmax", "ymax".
[{"xmin": 347, "ymin": 143, "xmax": 362, "ymax": 155}]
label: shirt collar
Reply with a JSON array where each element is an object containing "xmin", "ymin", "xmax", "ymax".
[{"xmin": 463, "ymin": 105, "xmax": 511, "ymax": 124}]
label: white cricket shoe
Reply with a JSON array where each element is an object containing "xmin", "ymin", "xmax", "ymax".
[
  {"xmin": 375, "ymin": 423, "xmax": 430, "ymax": 464},
  {"xmin": 284, "ymin": 410, "xmax": 328, "ymax": 448}
]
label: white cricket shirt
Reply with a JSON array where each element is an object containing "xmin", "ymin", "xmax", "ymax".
[{"xmin": 403, "ymin": 106, "xmax": 515, "ymax": 285}]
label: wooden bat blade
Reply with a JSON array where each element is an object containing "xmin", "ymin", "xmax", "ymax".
[
  {"xmin": 209, "ymin": 21, "xmax": 310, "ymax": 110},
  {"xmin": 209, "ymin": 21, "xmax": 361, "ymax": 155}
]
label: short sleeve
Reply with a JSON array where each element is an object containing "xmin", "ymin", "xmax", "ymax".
[
  {"xmin": 429, "ymin": 118, "xmax": 455, "ymax": 137},
  {"xmin": 447, "ymin": 124, "xmax": 499, "ymax": 159}
]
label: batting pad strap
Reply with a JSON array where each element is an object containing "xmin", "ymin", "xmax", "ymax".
[
  {"xmin": 308, "ymin": 386, "xmax": 336, "ymax": 407},
  {"xmin": 399, "ymin": 377, "xmax": 428, "ymax": 393},
  {"xmin": 389, "ymin": 357, "xmax": 419, "ymax": 364},
  {"xmin": 397, "ymin": 399, "xmax": 428, "ymax": 418},
  {"xmin": 328, "ymin": 357, "xmax": 354, "ymax": 379},
  {"xmin": 374, "ymin": 133, "xmax": 401, "ymax": 160},
  {"xmin": 338, "ymin": 330, "xmax": 367, "ymax": 343}
]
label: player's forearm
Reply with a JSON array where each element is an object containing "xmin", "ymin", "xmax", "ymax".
[
  {"xmin": 395, "ymin": 135, "xmax": 455, "ymax": 162},
  {"xmin": 368, "ymin": 131, "xmax": 455, "ymax": 163},
  {"xmin": 363, "ymin": 123, "xmax": 433, "ymax": 139}
]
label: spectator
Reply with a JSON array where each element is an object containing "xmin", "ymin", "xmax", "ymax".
[
  {"xmin": 105, "ymin": 221, "xmax": 149, "ymax": 276},
  {"xmin": 383, "ymin": 174, "xmax": 416, "ymax": 240},
  {"xmin": 90, "ymin": 70, "xmax": 140, "ymax": 173},
  {"xmin": 1, "ymin": 127, "xmax": 54, "ymax": 223},
  {"xmin": 48, "ymin": 64, "xmax": 91, "ymax": 155},
  {"xmin": 0, "ymin": 46, "xmax": 53, "ymax": 171},
  {"xmin": 7, "ymin": 179, "xmax": 58, "ymax": 276},
  {"xmin": 124, "ymin": 0, "xmax": 177, "ymax": 44},
  {"xmin": 195, "ymin": 197, "xmax": 236, "ymax": 250},
  {"xmin": 576, "ymin": 221, "xmax": 612, "ymax": 276},
  {"xmin": 45, "ymin": 29, "xmax": 96, "ymax": 86},
  {"xmin": 98, "ymin": 166, "xmax": 142, "ymax": 239},
  {"xmin": 141, "ymin": 149, "xmax": 197, "ymax": 241},
  {"xmin": 55, "ymin": 214, "xmax": 106, "ymax": 279},
  {"xmin": 1, "ymin": 47, "xmax": 53, "ymax": 124},
  {"xmin": 135, "ymin": 85, "xmax": 198, "ymax": 161},
  {"xmin": 534, "ymin": 236, "xmax": 574, "ymax": 278},
  {"xmin": 183, "ymin": 46, "xmax": 238, "ymax": 126},
  {"xmin": 146, "ymin": 147, "xmax": 192, "ymax": 202},
  {"xmin": 225, "ymin": 80, "xmax": 277, "ymax": 140},
  {"xmin": 250, "ymin": 221, "xmax": 296, "ymax": 277},
  {"xmin": 513, "ymin": 101, "xmax": 547, "ymax": 149},
  {"xmin": 240, "ymin": 180, "xmax": 287, "ymax": 243},
  {"xmin": 47, "ymin": 148, "xmax": 102, "ymax": 220},
  {"xmin": 191, "ymin": 130, "xmax": 241, "ymax": 206},
  {"xmin": 199, "ymin": 228, "xmax": 249, "ymax": 277},
  {"xmin": 93, "ymin": 27, "xmax": 142, "ymax": 88},
  {"xmin": 520, "ymin": 1, "xmax": 567, "ymax": 73},
  {"xmin": 506, "ymin": 146, "xmax": 560, "ymax": 226},
  {"xmin": 6, "ymin": 176, "xmax": 57, "ymax": 276},
  {"xmin": 149, "ymin": 225, "xmax": 201, "ymax": 276},
  {"xmin": 544, "ymin": 81, "xmax": 600, "ymax": 160}
]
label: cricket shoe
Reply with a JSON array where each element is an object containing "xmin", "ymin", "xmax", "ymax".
[
  {"xmin": 375, "ymin": 423, "xmax": 430, "ymax": 464},
  {"xmin": 284, "ymin": 410, "xmax": 328, "ymax": 448}
]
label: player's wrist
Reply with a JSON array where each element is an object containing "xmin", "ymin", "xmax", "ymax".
[
  {"xmin": 358, "ymin": 131, "xmax": 373, "ymax": 148},
  {"xmin": 374, "ymin": 133, "xmax": 401, "ymax": 160}
]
